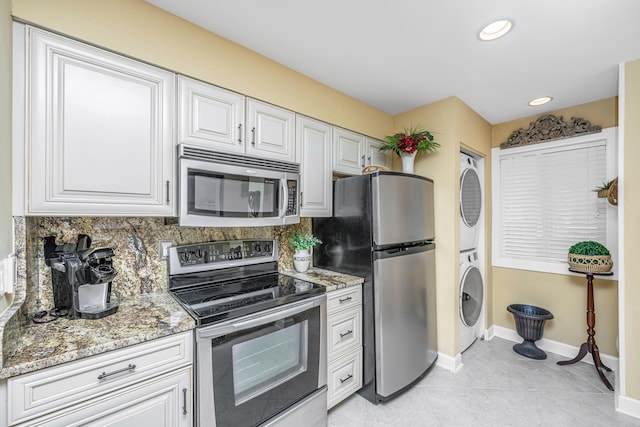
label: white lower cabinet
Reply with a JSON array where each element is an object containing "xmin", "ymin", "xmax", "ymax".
[
  {"xmin": 5, "ymin": 332, "xmax": 193, "ymax": 427},
  {"xmin": 326, "ymin": 285, "xmax": 363, "ymax": 409}
]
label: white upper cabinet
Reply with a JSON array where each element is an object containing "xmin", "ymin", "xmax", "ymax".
[
  {"xmin": 333, "ymin": 127, "xmax": 365, "ymax": 175},
  {"xmin": 179, "ymin": 76, "xmax": 296, "ymax": 162},
  {"xmin": 246, "ymin": 98, "xmax": 296, "ymax": 161},
  {"xmin": 365, "ymin": 137, "xmax": 392, "ymax": 170},
  {"xmin": 23, "ymin": 26, "xmax": 175, "ymax": 215},
  {"xmin": 296, "ymin": 115, "xmax": 332, "ymax": 217},
  {"xmin": 178, "ymin": 75, "xmax": 245, "ymax": 154}
]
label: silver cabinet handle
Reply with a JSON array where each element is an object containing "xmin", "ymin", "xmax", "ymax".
[
  {"xmin": 97, "ymin": 364, "xmax": 136, "ymax": 380},
  {"xmin": 300, "ymin": 191, "xmax": 303, "ymax": 207},
  {"xmin": 340, "ymin": 373, "xmax": 353, "ymax": 384},
  {"xmin": 338, "ymin": 296, "xmax": 352, "ymax": 303},
  {"xmin": 367, "ymin": 155, "xmax": 372, "ymax": 165},
  {"xmin": 361, "ymin": 155, "xmax": 365, "ymax": 167},
  {"xmin": 238, "ymin": 124, "xmax": 243, "ymax": 143},
  {"xmin": 251, "ymin": 127, "xmax": 256, "ymax": 146},
  {"xmin": 339, "ymin": 330, "xmax": 353, "ymax": 338},
  {"xmin": 182, "ymin": 388, "xmax": 188, "ymax": 415},
  {"xmin": 165, "ymin": 180, "xmax": 170, "ymax": 204}
]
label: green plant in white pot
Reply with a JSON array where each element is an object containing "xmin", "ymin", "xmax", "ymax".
[{"xmin": 290, "ymin": 231, "xmax": 322, "ymax": 273}]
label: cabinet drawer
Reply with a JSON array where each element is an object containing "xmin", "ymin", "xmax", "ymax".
[
  {"xmin": 327, "ymin": 286, "xmax": 362, "ymax": 315},
  {"xmin": 327, "ymin": 348, "xmax": 362, "ymax": 409},
  {"xmin": 17, "ymin": 367, "xmax": 192, "ymax": 427},
  {"xmin": 327, "ymin": 306, "xmax": 362, "ymax": 360},
  {"xmin": 9, "ymin": 332, "xmax": 192, "ymax": 425}
]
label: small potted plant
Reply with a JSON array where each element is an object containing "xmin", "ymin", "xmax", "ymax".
[
  {"xmin": 379, "ymin": 125, "xmax": 439, "ymax": 174},
  {"xmin": 567, "ymin": 241, "xmax": 613, "ymax": 273},
  {"xmin": 593, "ymin": 179, "xmax": 616, "ymax": 198},
  {"xmin": 289, "ymin": 231, "xmax": 322, "ymax": 272}
]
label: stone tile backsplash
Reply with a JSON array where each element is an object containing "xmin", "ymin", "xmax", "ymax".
[{"xmin": 23, "ymin": 216, "xmax": 312, "ymax": 316}]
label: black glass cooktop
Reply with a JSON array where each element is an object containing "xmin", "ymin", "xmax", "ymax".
[{"xmin": 170, "ymin": 270, "xmax": 325, "ymax": 326}]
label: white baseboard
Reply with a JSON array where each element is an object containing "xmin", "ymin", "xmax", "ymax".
[
  {"xmin": 491, "ymin": 325, "xmax": 619, "ymax": 369},
  {"xmin": 436, "ymin": 351, "xmax": 463, "ymax": 373},
  {"xmin": 617, "ymin": 395, "xmax": 640, "ymax": 419}
]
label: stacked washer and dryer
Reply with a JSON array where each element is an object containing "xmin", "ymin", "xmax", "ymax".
[{"xmin": 459, "ymin": 152, "xmax": 485, "ymax": 353}]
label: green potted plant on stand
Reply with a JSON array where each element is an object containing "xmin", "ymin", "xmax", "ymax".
[
  {"xmin": 290, "ymin": 231, "xmax": 322, "ymax": 273},
  {"xmin": 379, "ymin": 126, "xmax": 439, "ymax": 174},
  {"xmin": 567, "ymin": 241, "xmax": 613, "ymax": 273}
]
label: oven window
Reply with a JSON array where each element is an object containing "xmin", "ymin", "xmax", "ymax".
[{"xmin": 232, "ymin": 320, "xmax": 308, "ymax": 405}]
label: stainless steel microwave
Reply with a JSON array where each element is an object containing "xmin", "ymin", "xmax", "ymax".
[{"xmin": 177, "ymin": 144, "xmax": 300, "ymax": 227}]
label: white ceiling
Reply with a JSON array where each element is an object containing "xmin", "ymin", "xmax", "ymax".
[{"xmin": 146, "ymin": 0, "xmax": 640, "ymax": 124}]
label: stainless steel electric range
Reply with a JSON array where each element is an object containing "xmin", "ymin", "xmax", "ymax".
[{"xmin": 168, "ymin": 239, "xmax": 327, "ymax": 427}]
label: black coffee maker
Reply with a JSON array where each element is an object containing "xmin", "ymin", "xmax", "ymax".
[{"xmin": 44, "ymin": 234, "xmax": 119, "ymax": 319}]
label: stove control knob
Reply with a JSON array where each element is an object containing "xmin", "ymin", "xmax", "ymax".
[
  {"xmin": 194, "ymin": 249, "xmax": 204, "ymax": 259},
  {"xmin": 254, "ymin": 243, "xmax": 261, "ymax": 253},
  {"xmin": 180, "ymin": 251, "xmax": 190, "ymax": 262},
  {"xmin": 264, "ymin": 243, "xmax": 271, "ymax": 253}
]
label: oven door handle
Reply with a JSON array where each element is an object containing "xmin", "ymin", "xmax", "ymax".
[
  {"xmin": 232, "ymin": 296, "xmax": 322, "ymax": 330},
  {"xmin": 198, "ymin": 294, "xmax": 325, "ymax": 339}
]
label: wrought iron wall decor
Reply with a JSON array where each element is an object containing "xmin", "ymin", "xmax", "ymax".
[{"xmin": 500, "ymin": 114, "xmax": 602, "ymax": 149}]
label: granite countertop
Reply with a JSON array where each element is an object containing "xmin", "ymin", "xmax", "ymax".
[
  {"xmin": 0, "ymin": 293, "xmax": 195, "ymax": 379},
  {"xmin": 281, "ymin": 267, "xmax": 364, "ymax": 292},
  {"xmin": 0, "ymin": 268, "xmax": 361, "ymax": 379}
]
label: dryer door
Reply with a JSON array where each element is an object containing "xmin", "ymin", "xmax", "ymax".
[
  {"xmin": 460, "ymin": 265, "xmax": 483, "ymax": 327},
  {"xmin": 460, "ymin": 167, "xmax": 481, "ymax": 228}
]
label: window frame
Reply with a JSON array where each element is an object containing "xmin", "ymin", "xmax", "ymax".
[{"xmin": 491, "ymin": 127, "xmax": 618, "ymax": 279}]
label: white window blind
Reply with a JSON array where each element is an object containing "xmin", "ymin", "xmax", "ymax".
[{"xmin": 492, "ymin": 128, "xmax": 617, "ymax": 276}]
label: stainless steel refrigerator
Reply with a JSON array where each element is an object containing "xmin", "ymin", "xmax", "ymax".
[{"xmin": 313, "ymin": 171, "xmax": 438, "ymax": 404}]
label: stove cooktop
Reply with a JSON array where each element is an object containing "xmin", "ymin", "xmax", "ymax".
[
  {"xmin": 171, "ymin": 272, "xmax": 325, "ymax": 325},
  {"xmin": 168, "ymin": 239, "xmax": 326, "ymax": 326}
]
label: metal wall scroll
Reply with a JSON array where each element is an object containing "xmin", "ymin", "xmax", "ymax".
[{"xmin": 500, "ymin": 114, "xmax": 602, "ymax": 149}]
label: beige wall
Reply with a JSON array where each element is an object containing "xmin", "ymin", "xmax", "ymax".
[
  {"xmin": 12, "ymin": 0, "xmax": 393, "ymax": 139},
  {"xmin": 0, "ymin": 0, "xmax": 13, "ymax": 314},
  {"xmin": 491, "ymin": 98, "xmax": 619, "ymax": 356},
  {"xmin": 623, "ymin": 59, "xmax": 640, "ymax": 400},
  {"xmin": 393, "ymin": 97, "xmax": 492, "ymax": 357}
]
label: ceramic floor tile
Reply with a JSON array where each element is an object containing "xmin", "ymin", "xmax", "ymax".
[{"xmin": 328, "ymin": 337, "xmax": 640, "ymax": 427}]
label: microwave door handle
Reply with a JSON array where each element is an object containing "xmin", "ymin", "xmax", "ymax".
[{"xmin": 279, "ymin": 179, "xmax": 287, "ymax": 218}]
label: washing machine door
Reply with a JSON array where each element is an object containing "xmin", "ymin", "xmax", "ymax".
[
  {"xmin": 460, "ymin": 265, "xmax": 483, "ymax": 327},
  {"xmin": 460, "ymin": 167, "xmax": 481, "ymax": 228}
]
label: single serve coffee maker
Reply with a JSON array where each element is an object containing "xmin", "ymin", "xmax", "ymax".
[{"xmin": 44, "ymin": 234, "xmax": 119, "ymax": 319}]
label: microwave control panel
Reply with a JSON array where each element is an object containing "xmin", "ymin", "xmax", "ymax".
[
  {"xmin": 169, "ymin": 239, "xmax": 278, "ymax": 273},
  {"xmin": 286, "ymin": 180, "xmax": 298, "ymax": 216}
]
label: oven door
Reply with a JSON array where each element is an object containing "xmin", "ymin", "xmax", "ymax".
[{"xmin": 196, "ymin": 295, "xmax": 326, "ymax": 427}]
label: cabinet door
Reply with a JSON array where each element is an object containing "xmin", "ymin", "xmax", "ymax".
[
  {"xmin": 178, "ymin": 75, "xmax": 245, "ymax": 153},
  {"xmin": 333, "ymin": 127, "xmax": 364, "ymax": 175},
  {"xmin": 365, "ymin": 137, "xmax": 392, "ymax": 170},
  {"xmin": 246, "ymin": 98, "xmax": 296, "ymax": 161},
  {"xmin": 296, "ymin": 115, "xmax": 332, "ymax": 217},
  {"xmin": 27, "ymin": 27, "xmax": 175, "ymax": 215}
]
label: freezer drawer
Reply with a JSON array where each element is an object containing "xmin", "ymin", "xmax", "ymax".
[{"xmin": 373, "ymin": 245, "xmax": 436, "ymax": 398}]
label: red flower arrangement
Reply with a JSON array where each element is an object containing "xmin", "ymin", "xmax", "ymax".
[{"xmin": 379, "ymin": 126, "xmax": 439, "ymax": 157}]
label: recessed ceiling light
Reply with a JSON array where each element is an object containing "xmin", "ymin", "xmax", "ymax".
[
  {"xmin": 528, "ymin": 96, "xmax": 553, "ymax": 106},
  {"xmin": 478, "ymin": 19, "xmax": 514, "ymax": 41}
]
